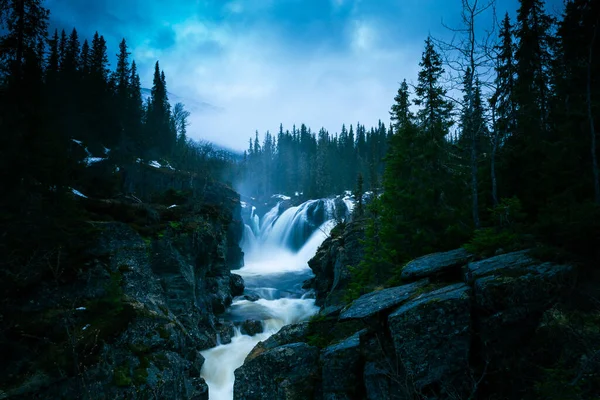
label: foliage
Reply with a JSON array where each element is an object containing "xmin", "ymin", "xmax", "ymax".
[
  {"xmin": 241, "ymin": 121, "xmax": 391, "ymax": 198},
  {"xmin": 464, "ymin": 197, "xmax": 529, "ymax": 257}
]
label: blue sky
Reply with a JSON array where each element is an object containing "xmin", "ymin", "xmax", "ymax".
[{"xmin": 45, "ymin": 0, "xmax": 563, "ymax": 151}]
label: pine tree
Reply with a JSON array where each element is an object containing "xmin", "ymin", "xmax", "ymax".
[
  {"xmin": 62, "ymin": 28, "xmax": 80, "ymax": 75},
  {"xmin": 507, "ymin": 0, "xmax": 556, "ymax": 216},
  {"xmin": 115, "ymin": 38, "xmax": 130, "ymax": 96},
  {"xmin": 46, "ymin": 29, "xmax": 59, "ymax": 80},
  {"xmin": 390, "ymin": 80, "xmax": 413, "ymax": 132}
]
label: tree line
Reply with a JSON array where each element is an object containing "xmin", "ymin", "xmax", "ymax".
[
  {"xmin": 356, "ymin": 0, "xmax": 600, "ymax": 286},
  {"xmin": 240, "ymin": 121, "xmax": 391, "ymax": 199}
]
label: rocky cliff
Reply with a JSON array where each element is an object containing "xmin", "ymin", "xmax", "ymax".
[
  {"xmin": 235, "ymin": 242, "xmax": 600, "ymax": 399},
  {"xmin": 0, "ymin": 166, "xmax": 245, "ymax": 399}
]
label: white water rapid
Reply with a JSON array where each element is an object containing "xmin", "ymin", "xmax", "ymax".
[{"xmin": 200, "ymin": 197, "xmax": 350, "ymax": 400}]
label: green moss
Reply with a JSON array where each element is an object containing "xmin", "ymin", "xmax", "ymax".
[
  {"xmin": 118, "ymin": 263, "xmax": 132, "ymax": 273},
  {"xmin": 157, "ymin": 325, "xmax": 170, "ymax": 339},
  {"xmin": 133, "ymin": 356, "xmax": 150, "ymax": 385},
  {"xmin": 169, "ymin": 221, "xmax": 181, "ymax": 230},
  {"xmin": 128, "ymin": 343, "xmax": 151, "ymax": 355},
  {"xmin": 114, "ymin": 365, "xmax": 132, "ymax": 387}
]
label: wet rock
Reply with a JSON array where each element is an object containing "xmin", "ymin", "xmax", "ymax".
[
  {"xmin": 242, "ymin": 293, "xmax": 260, "ymax": 302},
  {"xmin": 240, "ymin": 319, "xmax": 264, "ymax": 336},
  {"xmin": 233, "ymin": 343, "xmax": 320, "ymax": 400},
  {"xmin": 308, "ymin": 220, "xmax": 365, "ymax": 307},
  {"xmin": 339, "ymin": 279, "xmax": 430, "ymax": 321},
  {"xmin": 401, "ymin": 248, "xmax": 472, "ymax": 282},
  {"xmin": 208, "ymin": 275, "xmax": 234, "ymax": 314},
  {"xmin": 216, "ymin": 320, "xmax": 234, "ymax": 345},
  {"xmin": 246, "ymin": 323, "xmax": 309, "ymax": 362},
  {"xmin": 230, "ymin": 273, "xmax": 245, "ymax": 296},
  {"xmin": 189, "ymin": 377, "xmax": 209, "ymax": 400},
  {"xmin": 321, "ymin": 330, "xmax": 366, "ymax": 399},
  {"xmin": 388, "ymin": 283, "xmax": 472, "ymax": 392},
  {"xmin": 189, "ymin": 351, "xmax": 206, "ymax": 378}
]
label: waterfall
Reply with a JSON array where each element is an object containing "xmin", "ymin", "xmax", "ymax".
[{"xmin": 200, "ymin": 197, "xmax": 351, "ymax": 400}]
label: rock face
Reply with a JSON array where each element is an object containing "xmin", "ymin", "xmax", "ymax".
[
  {"xmin": 466, "ymin": 251, "xmax": 575, "ymax": 358},
  {"xmin": 235, "ymin": 249, "xmax": 579, "ymax": 400},
  {"xmin": 339, "ymin": 279, "xmax": 430, "ymax": 321},
  {"xmin": 307, "ymin": 220, "xmax": 365, "ymax": 307},
  {"xmin": 401, "ymin": 248, "xmax": 473, "ymax": 282},
  {"xmin": 0, "ymin": 177, "xmax": 245, "ymax": 399},
  {"xmin": 240, "ymin": 319, "xmax": 264, "ymax": 336},
  {"xmin": 233, "ymin": 343, "xmax": 320, "ymax": 400},
  {"xmin": 388, "ymin": 283, "xmax": 471, "ymax": 392},
  {"xmin": 246, "ymin": 323, "xmax": 310, "ymax": 362},
  {"xmin": 320, "ymin": 330, "xmax": 366, "ymax": 399}
]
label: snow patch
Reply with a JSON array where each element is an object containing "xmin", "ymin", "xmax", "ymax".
[
  {"xmin": 272, "ymin": 194, "xmax": 291, "ymax": 201},
  {"xmin": 75, "ymin": 307, "xmax": 86, "ymax": 311},
  {"xmin": 149, "ymin": 160, "xmax": 161, "ymax": 168},
  {"xmin": 71, "ymin": 189, "xmax": 88, "ymax": 199},
  {"xmin": 71, "ymin": 139, "xmax": 83, "ymax": 146},
  {"xmin": 241, "ymin": 201, "xmax": 248, "ymax": 208},
  {"xmin": 167, "ymin": 205, "xmax": 178, "ymax": 209},
  {"xmin": 82, "ymin": 324, "xmax": 91, "ymax": 331},
  {"xmin": 85, "ymin": 157, "xmax": 106, "ymax": 166}
]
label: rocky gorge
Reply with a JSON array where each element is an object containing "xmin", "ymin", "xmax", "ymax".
[
  {"xmin": 233, "ymin": 221, "xmax": 600, "ymax": 400},
  {"xmin": 0, "ymin": 164, "xmax": 246, "ymax": 399}
]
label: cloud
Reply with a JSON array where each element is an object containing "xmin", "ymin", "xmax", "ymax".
[{"xmin": 46, "ymin": 0, "xmax": 563, "ymax": 151}]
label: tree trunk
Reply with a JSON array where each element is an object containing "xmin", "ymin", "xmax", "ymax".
[
  {"xmin": 490, "ymin": 100, "xmax": 499, "ymax": 207},
  {"xmin": 588, "ymin": 21, "xmax": 599, "ymax": 204}
]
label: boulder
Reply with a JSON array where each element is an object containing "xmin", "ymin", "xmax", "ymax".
[
  {"xmin": 246, "ymin": 323, "xmax": 309, "ymax": 362},
  {"xmin": 468, "ymin": 251, "xmax": 575, "ymax": 355},
  {"xmin": 233, "ymin": 342, "xmax": 320, "ymax": 400},
  {"xmin": 240, "ymin": 319, "xmax": 263, "ymax": 336},
  {"xmin": 242, "ymin": 293, "xmax": 260, "ymax": 302},
  {"xmin": 339, "ymin": 279, "xmax": 430, "ymax": 321},
  {"xmin": 321, "ymin": 330, "xmax": 366, "ymax": 399},
  {"xmin": 388, "ymin": 283, "xmax": 472, "ymax": 391},
  {"xmin": 465, "ymin": 249, "xmax": 537, "ymax": 282},
  {"xmin": 401, "ymin": 248, "xmax": 472, "ymax": 282},
  {"xmin": 230, "ymin": 273, "xmax": 245, "ymax": 296},
  {"xmin": 216, "ymin": 320, "xmax": 234, "ymax": 345}
]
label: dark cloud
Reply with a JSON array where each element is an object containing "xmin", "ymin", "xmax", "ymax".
[{"xmin": 152, "ymin": 27, "xmax": 176, "ymax": 50}]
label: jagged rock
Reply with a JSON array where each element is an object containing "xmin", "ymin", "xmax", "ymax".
[
  {"xmin": 189, "ymin": 351, "xmax": 206, "ymax": 378},
  {"xmin": 401, "ymin": 248, "xmax": 472, "ymax": 282},
  {"xmin": 240, "ymin": 319, "xmax": 263, "ymax": 336},
  {"xmin": 246, "ymin": 323, "xmax": 309, "ymax": 362},
  {"xmin": 468, "ymin": 250, "xmax": 575, "ymax": 356},
  {"xmin": 233, "ymin": 343, "xmax": 320, "ymax": 400},
  {"xmin": 465, "ymin": 249, "xmax": 537, "ymax": 282},
  {"xmin": 189, "ymin": 377, "xmax": 209, "ymax": 400},
  {"xmin": 308, "ymin": 221, "xmax": 365, "ymax": 307},
  {"xmin": 216, "ymin": 320, "xmax": 234, "ymax": 345},
  {"xmin": 208, "ymin": 275, "xmax": 234, "ymax": 314},
  {"xmin": 388, "ymin": 283, "xmax": 472, "ymax": 391},
  {"xmin": 339, "ymin": 279, "xmax": 430, "ymax": 321},
  {"xmin": 363, "ymin": 362, "xmax": 393, "ymax": 400},
  {"xmin": 242, "ymin": 293, "xmax": 260, "ymax": 302},
  {"xmin": 230, "ymin": 273, "xmax": 245, "ymax": 296},
  {"xmin": 321, "ymin": 330, "xmax": 366, "ymax": 399}
]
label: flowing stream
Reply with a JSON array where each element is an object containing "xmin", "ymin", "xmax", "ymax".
[{"xmin": 200, "ymin": 197, "xmax": 350, "ymax": 400}]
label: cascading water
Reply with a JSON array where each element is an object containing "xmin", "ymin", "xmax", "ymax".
[{"xmin": 200, "ymin": 196, "xmax": 351, "ymax": 400}]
